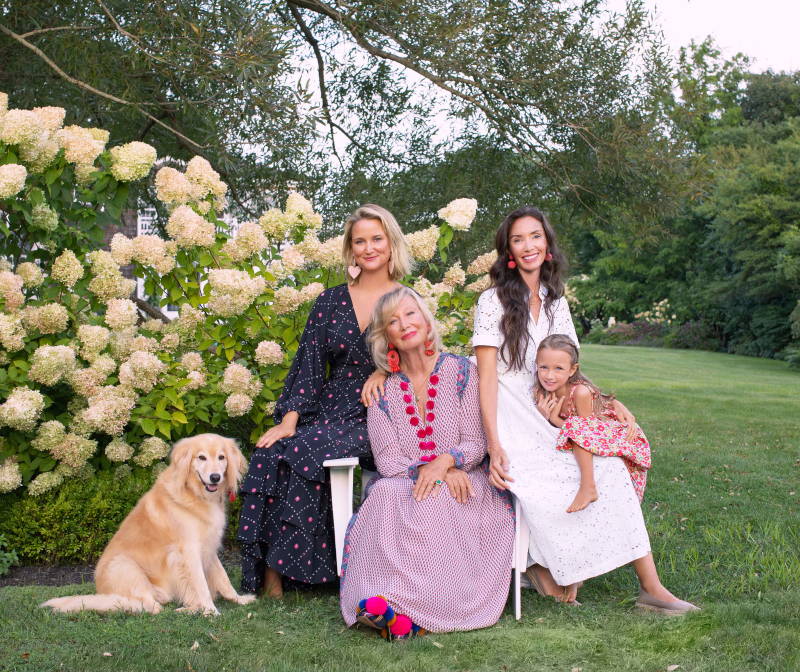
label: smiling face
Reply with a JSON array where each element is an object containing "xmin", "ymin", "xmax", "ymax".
[
  {"xmin": 193, "ymin": 443, "xmax": 229, "ymax": 493},
  {"xmin": 535, "ymin": 347, "xmax": 578, "ymax": 395},
  {"xmin": 349, "ymin": 218, "xmax": 391, "ymax": 274},
  {"xmin": 508, "ymin": 215, "xmax": 548, "ymax": 273},
  {"xmin": 385, "ymin": 294, "xmax": 430, "ymax": 355}
]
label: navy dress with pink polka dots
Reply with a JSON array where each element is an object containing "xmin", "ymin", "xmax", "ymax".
[{"xmin": 238, "ymin": 284, "xmax": 374, "ymax": 591}]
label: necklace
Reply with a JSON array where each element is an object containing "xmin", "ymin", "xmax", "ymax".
[{"xmin": 399, "ymin": 371, "xmax": 440, "ymax": 463}]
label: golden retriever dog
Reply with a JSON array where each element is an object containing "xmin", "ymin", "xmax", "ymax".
[{"xmin": 42, "ymin": 433, "xmax": 256, "ymax": 615}]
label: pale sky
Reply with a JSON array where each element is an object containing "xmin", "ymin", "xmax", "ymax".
[{"xmin": 608, "ymin": 0, "xmax": 800, "ymax": 73}]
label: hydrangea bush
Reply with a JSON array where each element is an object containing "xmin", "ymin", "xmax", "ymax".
[{"xmin": 0, "ymin": 93, "xmax": 492, "ymax": 498}]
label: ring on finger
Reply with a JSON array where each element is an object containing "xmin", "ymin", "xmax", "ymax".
[{"xmin": 434, "ymin": 479, "xmax": 444, "ymax": 485}]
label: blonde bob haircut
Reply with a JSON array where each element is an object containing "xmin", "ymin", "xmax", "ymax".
[
  {"xmin": 342, "ymin": 204, "xmax": 411, "ymax": 284},
  {"xmin": 368, "ymin": 287, "xmax": 443, "ymax": 374}
]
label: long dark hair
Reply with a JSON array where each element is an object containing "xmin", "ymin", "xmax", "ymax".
[
  {"xmin": 487, "ymin": 206, "xmax": 566, "ymax": 370},
  {"xmin": 533, "ymin": 334, "xmax": 614, "ymax": 415}
]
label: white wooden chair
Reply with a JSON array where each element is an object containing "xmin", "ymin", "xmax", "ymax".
[{"xmin": 324, "ymin": 457, "xmax": 530, "ymax": 620}]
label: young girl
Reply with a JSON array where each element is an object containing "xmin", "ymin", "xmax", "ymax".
[{"xmin": 534, "ymin": 334, "xmax": 651, "ymax": 513}]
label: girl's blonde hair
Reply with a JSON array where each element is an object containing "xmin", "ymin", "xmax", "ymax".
[
  {"xmin": 534, "ymin": 334, "xmax": 614, "ymax": 415},
  {"xmin": 368, "ymin": 287, "xmax": 442, "ymax": 374},
  {"xmin": 342, "ymin": 204, "xmax": 411, "ymax": 284}
]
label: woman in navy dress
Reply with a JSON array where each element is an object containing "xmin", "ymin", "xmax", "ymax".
[{"xmin": 238, "ymin": 204, "xmax": 411, "ymax": 597}]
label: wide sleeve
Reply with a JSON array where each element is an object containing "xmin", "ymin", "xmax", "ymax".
[
  {"xmin": 275, "ymin": 290, "xmax": 330, "ymax": 423},
  {"xmin": 368, "ymin": 398, "xmax": 411, "ymax": 479},
  {"xmin": 449, "ymin": 360, "xmax": 488, "ymax": 471},
  {"xmin": 471, "ymin": 288, "xmax": 502, "ymax": 348},
  {"xmin": 549, "ymin": 296, "xmax": 580, "ymax": 348}
]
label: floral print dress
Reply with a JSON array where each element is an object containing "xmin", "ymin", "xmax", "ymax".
[{"xmin": 555, "ymin": 383, "xmax": 652, "ymax": 501}]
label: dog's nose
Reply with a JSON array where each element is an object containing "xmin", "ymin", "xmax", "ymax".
[{"xmin": 209, "ymin": 473, "xmax": 221, "ymax": 484}]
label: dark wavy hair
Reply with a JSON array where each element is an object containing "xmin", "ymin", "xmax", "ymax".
[{"xmin": 487, "ymin": 206, "xmax": 566, "ymax": 371}]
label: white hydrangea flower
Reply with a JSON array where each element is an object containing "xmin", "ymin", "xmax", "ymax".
[
  {"xmin": 155, "ymin": 166, "xmax": 200, "ymax": 205},
  {"xmin": 185, "ymin": 156, "xmax": 227, "ymax": 199},
  {"xmin": 285, "ymin": 192, "xmax": 323, "ymax": 229},
  {"xmin": 0, "ymin": 109, "xmax": 42, "ymax": 146},
  {"xmin": 0, "ymin": 163, "xmax": 28, "ymax": 199},
  {"xmin": 220, "ymin": 362, "xmax": 262, "ymax": 397},
  {"xmin": 180, "ymin": 351, "xmax": 204, "ymax": 371},
  {"xmin": 51, "ymin": 250, "xmax": 84, "ymax": 288},
  {"xmin": 437, "ymin": 198, "xmax": 477, "ymax": 231},
  {"xmin": 206, "ymin": 269, "xmax": 265, "ymax": 317},
  {"xmin": 15, "ymin": 262, "xmax": 44, "ymax": 288},
  {"xmin": 0, "ymin": 386, "xmax": 46, "ymax": 432},
  {"xmin": 0, "ymin": 457, "xmax": 22, "ymax": 493},
  {"xmin": 225, "ymin": 393, "xmax": 254, "ymax": 417},
  {"xmin": 0, "ymin": 313, "xmax": 26, "ymax": 351},
  {"xmin": 28, "ymin": 345, "xmax": 76, "ymax": 385},
  {"xmin": 81, "ymin": 385, "xmax": 137, "ymax": 436},
  {"xmin": 0, "ymin": 271, "xmax": 25, "ymax": 311},
  {"xmin": 281, "ymin": 245, "xmax": 306, "ymax": 272},
  {"xmin": 221, "ymin": 220, "xmax": 268, "ymax": 261},
  {"xmin": 443, "ymin": 263, "xmax": 466, "ymax": 288},
  {"xmin": 133, "ymin": 437, "xmax": 169, "ymax": 467},
  {"xmin": 185, "ymin": 369, "xmax": 206, "ymax": 390},
  {"xmin": 77, "ymin": 324, "xmax": 111, "ymax": 357},
  {"xmin": 405, "ymin": 225, "xmax": 440, "ymax": 262},
  {"xmin": 118, "ymin": 350, "xmax": 166, "ymax": 392},
  {"xmin": 109, "ymin": 141, "xmax": 157, "ymax": 181},
  {"xmin": 21, "ymin": 303, "xmax": 70, "ymax": 335},
  {"xmin": 166, "ymin": 205, "xmax": 216, "ymax": 248},
  {"xmin": 258, "ymin": 208, "xmax": 293, "ymax": 238},
  {"xmin": 56, "ymin": 125, "xmax": 106, "ymax": 165},
  {"xmin": 32, "ymin": 106, "xmax": 66, "ymax": 131},
  {"xmin": 105, "ymin": 438, "xmax": 134, "ymax": 463},
  {"xmin": 300, "ymin": 282, "xmax": 325, "ymax": 304},
  {"xmin": 466, "ymin": 250, "xmax": 497, "ymax": 276},
  {"xmin": 31, "ymin": 203, "xmax": 58, "ymax": 231},
  {"xmin": 272, "ymin": 285, "xmax": 303, "ymax": 315},
  {"xmin": 465, "ymin": 274, "xmax": 491, "ymax": 293},
  {"xmin": 254, "ymin": 340, "xmax": 283, "ymax": 366},
  {"xmin": 104, "ymin": 298, "xmax": 138, "ymax": 331},
  {"xmin": 27, "ymin": 470, "xmax": 64, "ymax": 496}
]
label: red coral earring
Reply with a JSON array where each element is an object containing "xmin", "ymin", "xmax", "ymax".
[
  {"xmin": 387, "ymin": 343, "xmax": 401, "ymax": 373},
  {"xmin": 545, "ymin": 252, "xmax": 553, "ymax": 261},
  {"xmin": 424, "ymin": 339, "xmax": 435, "ymax": 357},
  {"xmin": 507, "ymin": 258, "xmax": 517, "ymax": 269}
]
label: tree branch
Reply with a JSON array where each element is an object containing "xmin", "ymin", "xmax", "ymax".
[
  {"xmin": 0, "ymin": 22, "xmax": 205, "ymax": 150},
  {"xmin": 19, "ymin": 25, "xmax": 98, "ymax": 39}
]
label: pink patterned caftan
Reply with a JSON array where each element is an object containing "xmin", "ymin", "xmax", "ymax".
[{"xmin": 339, "ymin": 353, "xmax": 514, "ymax": 633}]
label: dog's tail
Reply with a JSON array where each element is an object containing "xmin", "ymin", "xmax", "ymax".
[{"xmin": 41, "ymin": 594, "xmax": 162, "ymax": 614}]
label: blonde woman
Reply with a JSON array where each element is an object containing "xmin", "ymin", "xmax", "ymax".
[
  {"xmin": 238, "ymin": 205, "xmax": 409, "ymax": 598},
  {"xmin": 339, "ymin": 287, "xmax": 513, "ymax": 637}
]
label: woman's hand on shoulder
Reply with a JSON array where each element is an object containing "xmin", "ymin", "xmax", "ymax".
[
  {"xmin": 361, "ymin": 369, "xmax": 388, "ymax": 407},
  {"xmin": 444, "ymin": 467, "xmax": 474, "ymax": 504},
  {"xmin": 255, "ymin": 414, "xmax": 298, "ymax": 449}
]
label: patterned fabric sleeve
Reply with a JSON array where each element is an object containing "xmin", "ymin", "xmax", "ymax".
[
  {"xmin": 451, "ymin": 360, "xmax": 488, "ymax": 471},
  {"xmin": 275, "ymin": 290, "xmax": 330, "ymax": 423},
  {"xmin": 471, "ymin": 289, "xmax": 502, "ymax": 348},
  {"xmin": 549, "ymin": 296, "xmax": 580, "ymax": 347},
  {"xmin": 368, "ymin": 396, "xmax": 409, "ymax": 478}
]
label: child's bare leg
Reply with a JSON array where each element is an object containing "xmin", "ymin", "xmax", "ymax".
[
  {"xmin": 632, "ymin": 553, "xmax": 678, "ymax": 602},
  {"xmin": 567, "ymin": 445, "xmax": 598, "ymax": 513}
]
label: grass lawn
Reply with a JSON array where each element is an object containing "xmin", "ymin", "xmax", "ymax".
[{"xmin": 1, "ymin": 346, "xmax": 798, "ymax": 672}]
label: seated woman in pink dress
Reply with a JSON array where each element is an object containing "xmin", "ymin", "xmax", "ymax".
[{"xmin": 339, "ymin": 287, "xmax": 514, "ymax": 639}]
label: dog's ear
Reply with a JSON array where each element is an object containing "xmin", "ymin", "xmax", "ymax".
[
  {"xmin": 223, "ymin": 437, "xmax": 245, "ymax": 494},
  {"xmin": 169, "ymin": 437, "xmax": 196, "ymax": 482}
]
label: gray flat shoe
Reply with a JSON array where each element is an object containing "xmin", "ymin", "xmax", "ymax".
[{"xmin": 636, "ymin": 590, "xmax": 700, "ymax": 616}]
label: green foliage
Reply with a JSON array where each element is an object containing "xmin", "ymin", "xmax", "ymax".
[
  {"xmin": 0, "ymin": 470, "xmax": 154, "ymax": 563},
  {"xmin": 0, "ymin": 533, "xmax": 18, "ymax": 576}
]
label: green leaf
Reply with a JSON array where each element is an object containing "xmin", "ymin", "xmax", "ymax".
[
  {"xmin": 140, "ymin": 418, "xmax": 157, "ymax": 435},
  {"xmin": 157, "ymin": 421, "xmax": 172, "ymax": 439},
  {"xmin": 171, "ymin": 411, "xmax": 188, "ymax": 424}
]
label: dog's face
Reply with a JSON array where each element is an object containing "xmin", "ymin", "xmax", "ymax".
[{"xmin": 168, "ymin": 434, "xmax": 245, "ymax": 499}]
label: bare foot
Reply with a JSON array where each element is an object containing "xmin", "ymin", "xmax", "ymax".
[
  {"xmin": 527, "ymin": 565, "xmax": 565, "ymax": 599},
  {"xmin": 566, "ymin": 485, "xmax": 598, "ymax": 513},
  {"xmin": 641, "ymin": 583, "xmax": 679, "ymax": 603},
  {"xmin": 559, "ymin": 582, "xmax": 581, "ymax": 603},
  {"xmin": 263, "ymin": 567, "xmax": 284, "ymax": 599}
]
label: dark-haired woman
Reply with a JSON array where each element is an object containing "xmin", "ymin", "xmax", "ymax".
[{"xmin": 473, "ymin": 207, "xmax": 698, "ymax": 613}]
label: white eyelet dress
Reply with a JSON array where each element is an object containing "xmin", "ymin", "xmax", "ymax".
[{"xmin": 472, "ymin": 287, "xmax": 651, "ymax": 586}]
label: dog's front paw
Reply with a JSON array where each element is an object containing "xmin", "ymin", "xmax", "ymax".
[
  {"xmin": 234, "ymin": 594, "xmax": 257, "ymax": 605},
  {"xmin": 176, "ymin": 605, "xmax": 219, "ymax": 617},
  {"xmin": 202, "ymin": 607, "xmax": 221, "ymax": 617}
]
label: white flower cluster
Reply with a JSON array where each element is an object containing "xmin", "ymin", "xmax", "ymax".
[
  {"xmin": 0, "ymin": 313, "xmax": 25, "ymax": 351},
  {"xmin": 0, "ymin": 97, "xmax": 65, "ymax": 174},
  {"xmin": 465, "ymin": 274, "xmax": 491, "ymax": 293},
  {"xmin": 180, "ymin": 351, "xmax": 204, "ymax": 371},
  {"xmin": 155, "ymin": 156, "xmax": 227, "ymax": 212},
  {"xmin": 0, "ymin": 457, "xmax": 22, "ymax": 494},
  {"xmin": 21, "ymin": 303, "xmax": 69, "ymax": 335},
  {"xmin": 104, "ymin": 298, "xmax": 138, "ymax": 331},
  {"xmin": 104, "ymin": 437, "xmax": 134, "ymax": 463},
  {"xmin": 257, "ymin": 192, "xmax": 323, "ymax": 240},
  {"xmin": 221, "ymin": 362, "xmax": 262, "ymax": 418},
  {"xmin": 133, "ymin": 437, "xmax": 170, "ymax": 467},
  {"xmin": 110, "ymin": 233, "xmax": 177, "ymax": 274},
  {"xmin": 442, "ymin": 263, "xmax": 466, "ymax": 288},
  {"xmin": 0, "ymin": 386, "xmax": 45, "ymax": 432},
  {"xmin": 28, "ymin": 345, "xmax": 77, "ymax": 386},
  {"xmin": 254, "ymin": 340, "xmax": 283, "ymax": 366},
  {"xmin": 437, "ymin": 198, "xmax": 478, "ymax": 231},
  {"xmin": 87, "ymin": 250, "xmax": 136, "ymax": 302},
  {"xmin": 405, "ymin": 225, "xmax": 440, "ymax": 262},
  {"xmin": 0, "ymin": 163, "xmax": 27, "ymax": 199},
  {"xmin": 80, "ymin": 385, "xmax": 137, "ymax": 436},
  {"xmin": 166, "ymin": 205, "xmax": 216, "ymax": 248},
  {"xmin": 27, "ymin": 470, "xmax": 64, "ymax": 496},
  {"xmin": 0, "ymin": 271, "xmax": 24, "ymax": 311},
  {"xmin": 15, "ymin": 262, "xmax": 44, "ymax": 288},
  {"xmin": 109, "ymin": 141, "xmax": 157, "ymax": 182},
  {"xmin": 77, "ymin": 324, "xmax": 111, "ymax": 359},
  {"xmin": 118, "ymin": 350, "xmax": 166, "ymax": 392},
  {"xmin": 51, "ymin": 250, "xmax": 84, "ymax": 288},
  {"xmin": 56, "ymin": 125, "xmax": 108, "ymax": 173},
  {"xmin": 466, "ymin": 250, "xmax": 497, "ymax": 276},
  {"xmin": 221, "ymin": 220, "xmax": 268, "ymax": 262},
  {"xmin": 206, "ymin": 269, "xmax": 265, "ymax": 317}
]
